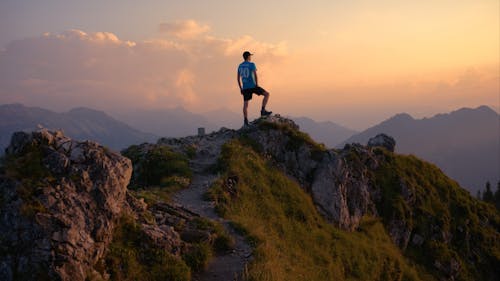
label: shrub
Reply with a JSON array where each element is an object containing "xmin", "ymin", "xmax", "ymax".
[
  {"xmin": 122, "ymin": 145, "xmax": 192, "ymax": 202},
  {"xmin": 3, "ymin": 144, "xmax": 52, "ymax": 218},
  {"xmin": 213, "ymin": 234, "xmax": 234, "ymax": 254},
  {"xmin": 182, "ymin": 242, "xmax": 212, "ymax": 272}
]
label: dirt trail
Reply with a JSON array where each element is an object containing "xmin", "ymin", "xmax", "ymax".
[{"xmin": 171, "ymin": 129, "xmax": 252, "ymax": 281}]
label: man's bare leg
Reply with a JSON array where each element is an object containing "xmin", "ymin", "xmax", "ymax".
[
  {"xmin": 243, "ymin": 100, "xmax": 249, "ymax": 125},
  {"xmin": 262, "ymin": 91, "xmax": 270, "ymax": 109},
  {"xmin": 260, "ymin": 91, "xmax": 272, "ymax": 116}
]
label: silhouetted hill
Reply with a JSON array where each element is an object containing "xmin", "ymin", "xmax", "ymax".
[
  {"xmin": 115, "ymin": 107, "xmax": 217, "ymax": 137},
  {"xmin": 341, "ymin": 106, "xmax": 499, "ymax": 193},
  {"xmin": 0, "ymin": 104, "xmax": 156, "ymax": 152},
  {"xmin": 292, "ymin": 116, "xmax": 358, "ymax": 147}
]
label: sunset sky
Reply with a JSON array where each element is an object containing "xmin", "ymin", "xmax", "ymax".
[{"xmin": 0, "ymin": 0, "xmax": 498, "ymax": 129}]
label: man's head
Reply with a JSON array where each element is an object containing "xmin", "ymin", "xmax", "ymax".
[{"xmin": 243, "ymin": 51, "xmax": 253, "ymax": 61}]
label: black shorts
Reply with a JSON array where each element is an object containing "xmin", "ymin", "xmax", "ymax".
[{"xmin": 241, "ymin": 87, "xmax": 267, "ymax": 101}]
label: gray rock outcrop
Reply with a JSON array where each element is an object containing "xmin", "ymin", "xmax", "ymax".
[
  {"xmin": 0, "ymin": 130, "xmax": 132, "ymax": 281},
  {"xmin": 310, "ymin": 145, "xmax": 378, "ymax": 230}
]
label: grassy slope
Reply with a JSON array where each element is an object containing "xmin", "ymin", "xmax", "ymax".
[
  {"xmin": 209, "ymin": 139, "xmax": 434, "ymax": 281},
  {"xmin": 373, "ymin": 151, "xmax": 500, "ymax": 280}
]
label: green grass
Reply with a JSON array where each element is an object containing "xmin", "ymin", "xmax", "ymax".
[
  {"xmin": 118, "ymin": 143, "xmax": 237, "ymax": 278},
  {"xmin": 4, "ymin": 144, "xmax": 51, "ymax": 181},
  {"xmin": 208, "ymin": 139, "xmax": 431, "ymax": 281},
  {"xmin": 131, "ymin": 178, "xmax": 189, "ymax": 204},
  {"xmin": 257, "ymin": 120, "xmax": 326, "ymax": 157},
  {"xmin": 373, "ymin": 150, "xmax": 500, "ymax": 280},
  {"xmin": 122, "ymin": 145, "xmax": 192, "ymax": 202},
  {"xmin": 3, "ymin": 144, "xmax": 53, "ymax": 218},
  {"xmin": 101, "ymin": 205, "xmax": 235, "ymax": 279},
  {"xmin": 99, "ymin": 215, "xmax": 191, "ymax": 281},
  {"xmin": 182, "ymin": 242, "xmax": 212, "ymax": 272},
  {"xmin": 188, "ymin": 217, "xmax": 235, "ymax": 254},
  {"xmin": 122, "ymin": 145, "xmax": 192, "ymax": 188},
  {"xmin": 178, "ymin": 217, "xmax": 235, "ymax": 272}
]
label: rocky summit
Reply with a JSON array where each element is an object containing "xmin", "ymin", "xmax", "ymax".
[
  {"xmin": 0, "ymin": 116, "xmax": 498, "ymax": 281},
  {"xmin": 0, "ymin": 129, "xmax": 132, "ymax": 280}
]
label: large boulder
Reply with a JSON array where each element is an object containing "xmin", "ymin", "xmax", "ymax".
[
  {"xmin": 0, "ymin": 130, "xmax": 132, "ymax": 281},
  {"xmin": 310, "ymin": 145, "xmax": 378, "ymax": 230}
]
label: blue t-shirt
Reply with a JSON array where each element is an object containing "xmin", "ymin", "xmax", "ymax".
[{"xmin": 238, "ymin": 61, "xmax": 257, "ymax": 89}]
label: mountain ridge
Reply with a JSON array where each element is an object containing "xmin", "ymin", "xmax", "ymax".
[
  {"xmin": 341, "ymin": 105, "xmax": 499, "ymax": 193},
  {"xmin": 0, "ymin": 104, "xmax": 157, "ymax": 153}
]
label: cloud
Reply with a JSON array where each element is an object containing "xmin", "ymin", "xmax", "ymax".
[
  {"xmin": 43, "ymin": 29, "xmax": 136, "ymax": 46},
  {"xmin": 0, "ymin": 21, "xmax": 287, "ymax": 113},
  {"xmin": 158, "ymin": 20, "xmax": 210, "ymax": 39}
]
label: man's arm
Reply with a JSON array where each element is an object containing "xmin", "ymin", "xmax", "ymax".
[
  {"xmin": 237, "ymin": 71, "xmax": 242, "ymax": 91},
  {"xmin": 253, "ymin": 70, "xmax": 258, "ymax": 87}
]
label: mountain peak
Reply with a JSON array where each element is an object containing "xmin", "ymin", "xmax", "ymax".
[
  {"xmin": 451, "ymin": 105, "xmax": 498, "ymax": 116},
  {"xmin": 0, "ymin": 104, "xmax": 156, "ymax": 153},
  {"xmin": 388, "ymin": 112, "xmax": 414, "ymax": 122}
]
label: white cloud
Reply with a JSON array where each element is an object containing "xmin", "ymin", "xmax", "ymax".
[
  {"xmin": 43, "ymin": 29, "xmax": 133, "ymax": 45},
  {"xmin": 158, "ymin": 19, "xmax": 211, "ymax": 39}
]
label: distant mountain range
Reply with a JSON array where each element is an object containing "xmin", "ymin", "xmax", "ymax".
[
  {"xmin": 0, "ymin": 104, "xmax": 156, "ymax": 152},
  {"xmin": 115, "ymin": 108, "xmax": 357, "ymax": 147},
  {"xmin": 342, "ymin": 105, "xmax": 499, "ymax": 193},
  {"xmin": 0, "ymin": 104, "xmax": 356, "ymax": 154},
  {"xmin": 2, "ymin": 103, "xmax": 496, "ymax": 194}
]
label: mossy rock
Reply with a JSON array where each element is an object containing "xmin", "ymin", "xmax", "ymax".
[{"xmin": 101, "ymin": 215, "xmax": 191, "ymax": 281}]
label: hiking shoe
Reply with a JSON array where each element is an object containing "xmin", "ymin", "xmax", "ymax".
[
  {"xmin": 244, "ymin": 119, "xmax": 249, "ymax": 127},
  {"xmin": 260, "ymin": 109, "xmax": 272, "ymax": 117}
]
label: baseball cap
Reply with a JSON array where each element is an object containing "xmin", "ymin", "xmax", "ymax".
[{"xmin": 243, "ymin": 51, "xmax": 253, "ymax": 59}]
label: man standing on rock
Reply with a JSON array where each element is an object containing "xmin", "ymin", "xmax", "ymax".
[{"xmin": 237, "ymin": 51, "xmax": 272, "ymax": 126}]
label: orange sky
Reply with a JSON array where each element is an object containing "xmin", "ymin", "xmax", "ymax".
[{"xmin": 0, "ymin": 1, "xmax": 498, "ymax": 129}]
